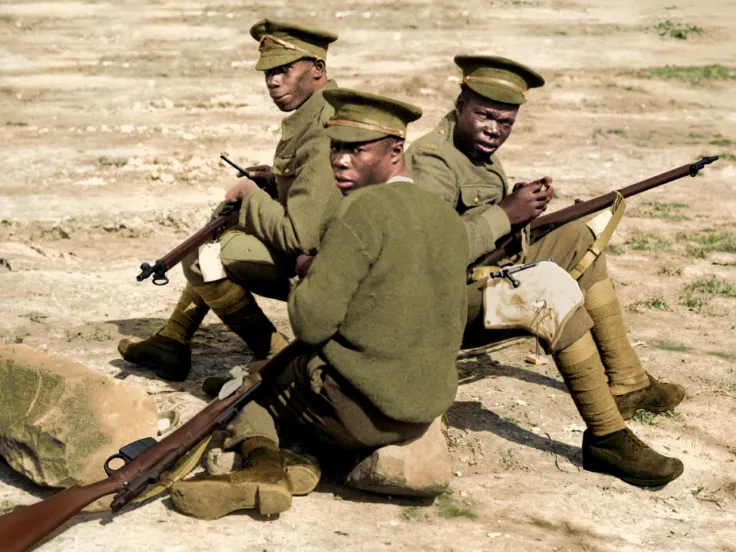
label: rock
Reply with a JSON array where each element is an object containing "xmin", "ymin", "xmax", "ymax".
[
  {"xmin": 0, "ymin": 344, "xmax": 158, "ymax": 488},
  {"xmin": 345, "ymin": 418, "xmax": 451, "ymax": 498}
]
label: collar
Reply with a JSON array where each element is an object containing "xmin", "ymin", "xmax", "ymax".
[
  {"xmin": 385, "ymin": 175, "xmax": 413, "ymax": 184},
  {"xmin": 281, "ymin": 80, "xmax": 338, "ymax": 140}
]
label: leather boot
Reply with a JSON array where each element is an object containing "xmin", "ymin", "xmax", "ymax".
[
  {"xmin": 613, "ymin": 372, "xmax": 686, "ymax": 420},
  {"xmin": 118, "ymin": 333, "xmax": 191, "ymax": 382},
  {"xmin": 280, "ymin": 449, "xmax": 321, "ymax": 496},
  {"xmin": 169, "ymin": 446, "xmax": 291, "ymax": 519},
  {"xmin": 582, "ymin": 428, "xmax": 684, "ymax": 487}
]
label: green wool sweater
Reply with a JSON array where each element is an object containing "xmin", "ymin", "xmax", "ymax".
[{"xmin": 288, "ymin": 181, "xmax": 469, "ymax": 423}]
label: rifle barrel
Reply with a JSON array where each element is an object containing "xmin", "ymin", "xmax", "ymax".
[{"xmin": 469, "ymin": 156, "xmax": 718, "ymax": 274}]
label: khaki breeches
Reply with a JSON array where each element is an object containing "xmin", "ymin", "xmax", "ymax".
[
  {"xmin": 182, "ymin": 228, "xmax": 294, "ymax": 301},
  {"xmin": 231, "ymin": 352, "xmax": 431, "ymax": 453}
]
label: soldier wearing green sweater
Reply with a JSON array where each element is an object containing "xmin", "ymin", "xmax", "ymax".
[
  {"xmin": 168, "ymin": 89, "xmax": 469, "ymax": 519},
  {"xmin": 118, "ymin": 19, "xmax": 342, "ymax": 381},
  {"xmin": 407, "ymin": 55, "xmax": 685, "ymax": 487}
]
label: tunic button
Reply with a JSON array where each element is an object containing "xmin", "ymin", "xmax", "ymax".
[
  {"xmin": 438, "ymin": 130, "xmax": 445, "ymax": 135},
  {"xmin": 284, "ymin": 168, "xmax": 290, "ymax": 174},
  {"xmin": 474, "ymin": 196, "xmax": 480, "ymax": 204}
]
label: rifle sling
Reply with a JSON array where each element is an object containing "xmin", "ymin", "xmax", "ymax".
[{"xmin": 569, "ymin": 192, "xmax": 626, "ymax": 280}]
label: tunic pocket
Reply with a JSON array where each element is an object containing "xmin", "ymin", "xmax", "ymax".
[{"xmin": 459, "ymin": 183, "xmax": 502, "ymax": 213}]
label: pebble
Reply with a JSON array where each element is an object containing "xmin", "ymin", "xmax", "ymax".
[
  {"xmin": 454, "ymin": 471, "xmax": 462, "ymax": 477},
  {"xmin": 120, "ymin": 125, "xmax": 135, "ymax": 134}
]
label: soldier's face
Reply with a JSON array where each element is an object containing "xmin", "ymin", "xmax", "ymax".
[
  {"xmin": 454, "ymin": 90, "xmax": 519, "ymax": 162},
  {"xmin": 264, "ymin": 59, "xmax": 322, "ymax": 112},
  {"xmin": 329, "ymin": 138, "xmax": 400, "ymax": 196}
]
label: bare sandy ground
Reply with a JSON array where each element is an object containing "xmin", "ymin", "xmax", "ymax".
[{"xmin": 1, "ymin": 0, "xmax": 735, "ymax": 550}]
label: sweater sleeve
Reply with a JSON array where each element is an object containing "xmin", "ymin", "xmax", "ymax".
[
  {"xmin": 238, "ymin": 129, "xmax": 336, "ymax": 255},
  {"xmin": 288, "ymin": 203, "xmax": 379, "ymax": 345}
]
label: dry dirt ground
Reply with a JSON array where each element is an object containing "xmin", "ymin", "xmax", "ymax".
[{"xmin": 1, "ymin": 0, "xmax": 736, "ymax": 550}]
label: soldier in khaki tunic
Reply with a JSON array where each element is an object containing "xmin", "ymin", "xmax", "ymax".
[
  {"xmin": 118, "ymin": 19, "xmax": 342, "ymax": 382},
  {"xmin": 167, "ymin": 89, "xmax": 468, "ymax": 519},
  {"xmin": 407, "ymin": 55, "xmax": 685, "ymax": 487}
]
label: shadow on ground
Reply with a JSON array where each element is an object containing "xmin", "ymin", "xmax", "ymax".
[
  {"xmin": 446, "ymin": 400, "xmax": 582, "ymax": 467},
  {"xmin": 457, "ymin": 354, "xmax": 568, "ymax": 393}
]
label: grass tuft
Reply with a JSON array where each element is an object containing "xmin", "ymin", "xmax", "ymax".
[
  {"xmin": 677, "ymin": 230, "xmax": 736, "ymax": 257},
  {"xmin": 640, "ymin": 65, "xmax": 736, "ymax": 85},
  {"xmin": 435, "ymin": 494, "xmax": 477, "ymax": 520},
  {"xmin": 654, "ymin": 341, "xmax": 689, "ymax": 352},
  {"xmin": 628, "ymin": 297, "xmax": 671, "ymax": 312},
  {"xmin": 654, "ymin": 20, "xmax": 704, "ymax": 40},
  {"xmin": 626, "ymin": 232, "xmax": 670, "ymax": 251},
  {"xmin": 680, "ymin": 277, "xmax": 736, "ymax": 311},
  {"xmin": 658, "ymin": 267, "xmax": 682, "ymax": 277}
]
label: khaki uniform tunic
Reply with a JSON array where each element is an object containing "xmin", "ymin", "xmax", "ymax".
[
  {"xmin": 184, "ymin": 81, "xmax": 342, "ymax": 300},
  {"xmin": 407, "ymin": 111, "xmax": 603, "ymax": 351}
]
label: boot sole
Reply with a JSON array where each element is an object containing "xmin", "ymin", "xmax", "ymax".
[
  {"xmin": 170, "ymin": 477, "xmax": 291, "ymax": 518},
  {"xmin": 285, "ymin": 465, "xmax": 321, "ymax": 496},
  {"xmin": 583, "ymin": 458, "xmax": 684, "ymax": 487}
]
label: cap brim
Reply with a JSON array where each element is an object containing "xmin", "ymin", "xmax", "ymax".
[
  {"xmin": 465, "ymin": 81, "xmax": 527, "ymax": 106},
  {"xmin": 325, "ymin": 126, "xmax": 390, "ymax": 143},
  {"xmin": 255, "ymin": 52, "xmax": 312, "ymax": 71}
]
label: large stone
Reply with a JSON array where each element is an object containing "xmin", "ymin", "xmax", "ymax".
[
  {"xmin": 345, "ymin": 418, "xmax": 451, "ymax": 498},
  {"xmin": 0, "ymin": 344, "xmax": 158, "ymax": 488}
]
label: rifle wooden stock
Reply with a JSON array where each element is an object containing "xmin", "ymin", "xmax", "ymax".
[
  {"xmin": 0, "ymin": 341, "xmax": 309, "ymax": 552},
  {"xmin": 468, "ymin": 156, "xmax": 718, "ymax": 275}
]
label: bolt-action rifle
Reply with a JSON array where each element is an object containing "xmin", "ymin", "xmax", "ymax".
[
  {"xmin": 137, "ymin": 154, "xmax": 268, "ymax": 285},
  {"xmin": 467, "ymin": 155, "xmax": 719, "ymax": 282},
  {"xmin": 0, "ymin": 340, "xmax": 310, "ymax": 552}
]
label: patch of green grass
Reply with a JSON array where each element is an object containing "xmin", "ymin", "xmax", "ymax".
[
  {"xmin": 707, "ymin": 351, "xmax": 735, "ymax": 361},
  {"xmin": 654, "ymin": 20, "xmax": 704, "ymax": 40},
  {"xmin": 636, "ymin": 201, "xmax": 689, "ymax": 221},
  {"xmin": 685, "ymin": 278, "xmax": 736, "ymax": 297},
  {"xmin": 632, "ymin": 409, "xmax": 656, "ymax": 424},
  {"xmin": 677, "ymin": 230, "xmax": 736, "ymax": 257},
  {"xmin": 710, "ymin": 138, "xmax": 732, "ymax": 146},
  {"xmin": 435, "ymin": 494, "xmax": 477, "ymax": 520},
  {"xmin": 718, "ymin": 152, "xmax": 736, "ymax": 162},
  {"xmin": 658, "ymin": 267, "xmax": 682, "ymax": 277},
  {"xmin": 680, "ymin": 277, "xmax": 736, "ymax": 311},
  {"xmin": 632, "ymin": 409, "xmax": 679, "ymax": 424},
  {"xmin": 640, "ymin": 64, "xmax": 736, "ymax": 85},
  {"xmin": 626, "ymin": 232, "xmax": 670, "ymax": 251},
  {"xmin": 98, "ymin": 156, "xmax": 128, "ymax": 167},
  {"xmin": 654, "ymin": 341, "xmax": 689, "ymax": 352},
  {"xmin": 28, "ymin": 312, "xmax": 47, "ymax": 323},
  {"xmin": 607, "ymin": 244, "xmax": 625, "ymax": 256},
  {"xmin": 628, "ymin": 297, "xmax": 671, "ymax": 312},
  {"xmin": 402, "ymin": 506, "xmax": 423, "ymax": 521}
]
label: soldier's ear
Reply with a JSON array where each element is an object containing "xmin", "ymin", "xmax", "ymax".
[
  {"xmin": 389, "ymin": 138, "xmax": 404, "ymax": 165},
  {"xmin": 455, "ymin": 93, "xmax": 465, "ymax": 116},
  {"xmin": 312, "ymin": 59, "xmax": 326, "ymax": 79}
]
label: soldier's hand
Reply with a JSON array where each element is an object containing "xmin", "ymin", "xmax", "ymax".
[
  {"xmin": 224, "ymin": 179, "xmax": 259, "ymax": 202},
  {"xmin": 500, "ymin": 176, "xmax": 553, "ymax": 226},
  {"xmin": 295, "ymin": 254, "xmax": 315, "ymax": 280},
  {"xmin": 244, "ymin": 164, "xmax": 275, "ymax": 187}
]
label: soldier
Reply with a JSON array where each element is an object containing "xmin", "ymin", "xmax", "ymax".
[
  {"xmin": 167, "ymin": 89, "xmax": 469, "ymax": 518},
  {"xmin": 118, "ymin": 19, "xmax": 343, "ymax": 382},
  {"xmin": 407, "ymin": 55, "xmax": 686, "ymax": 487}
]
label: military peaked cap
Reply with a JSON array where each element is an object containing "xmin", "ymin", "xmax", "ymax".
[
  {"xmin": 250, "ymin": 18, "xmax": 338, "ymax": 71},
  {"xmin": 455, "ymin": 55, "xmax": 545, "ymax": 105},
  {"xmin": 323, "ymin": 89, "xmax": 422, "ymax": 143}
]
